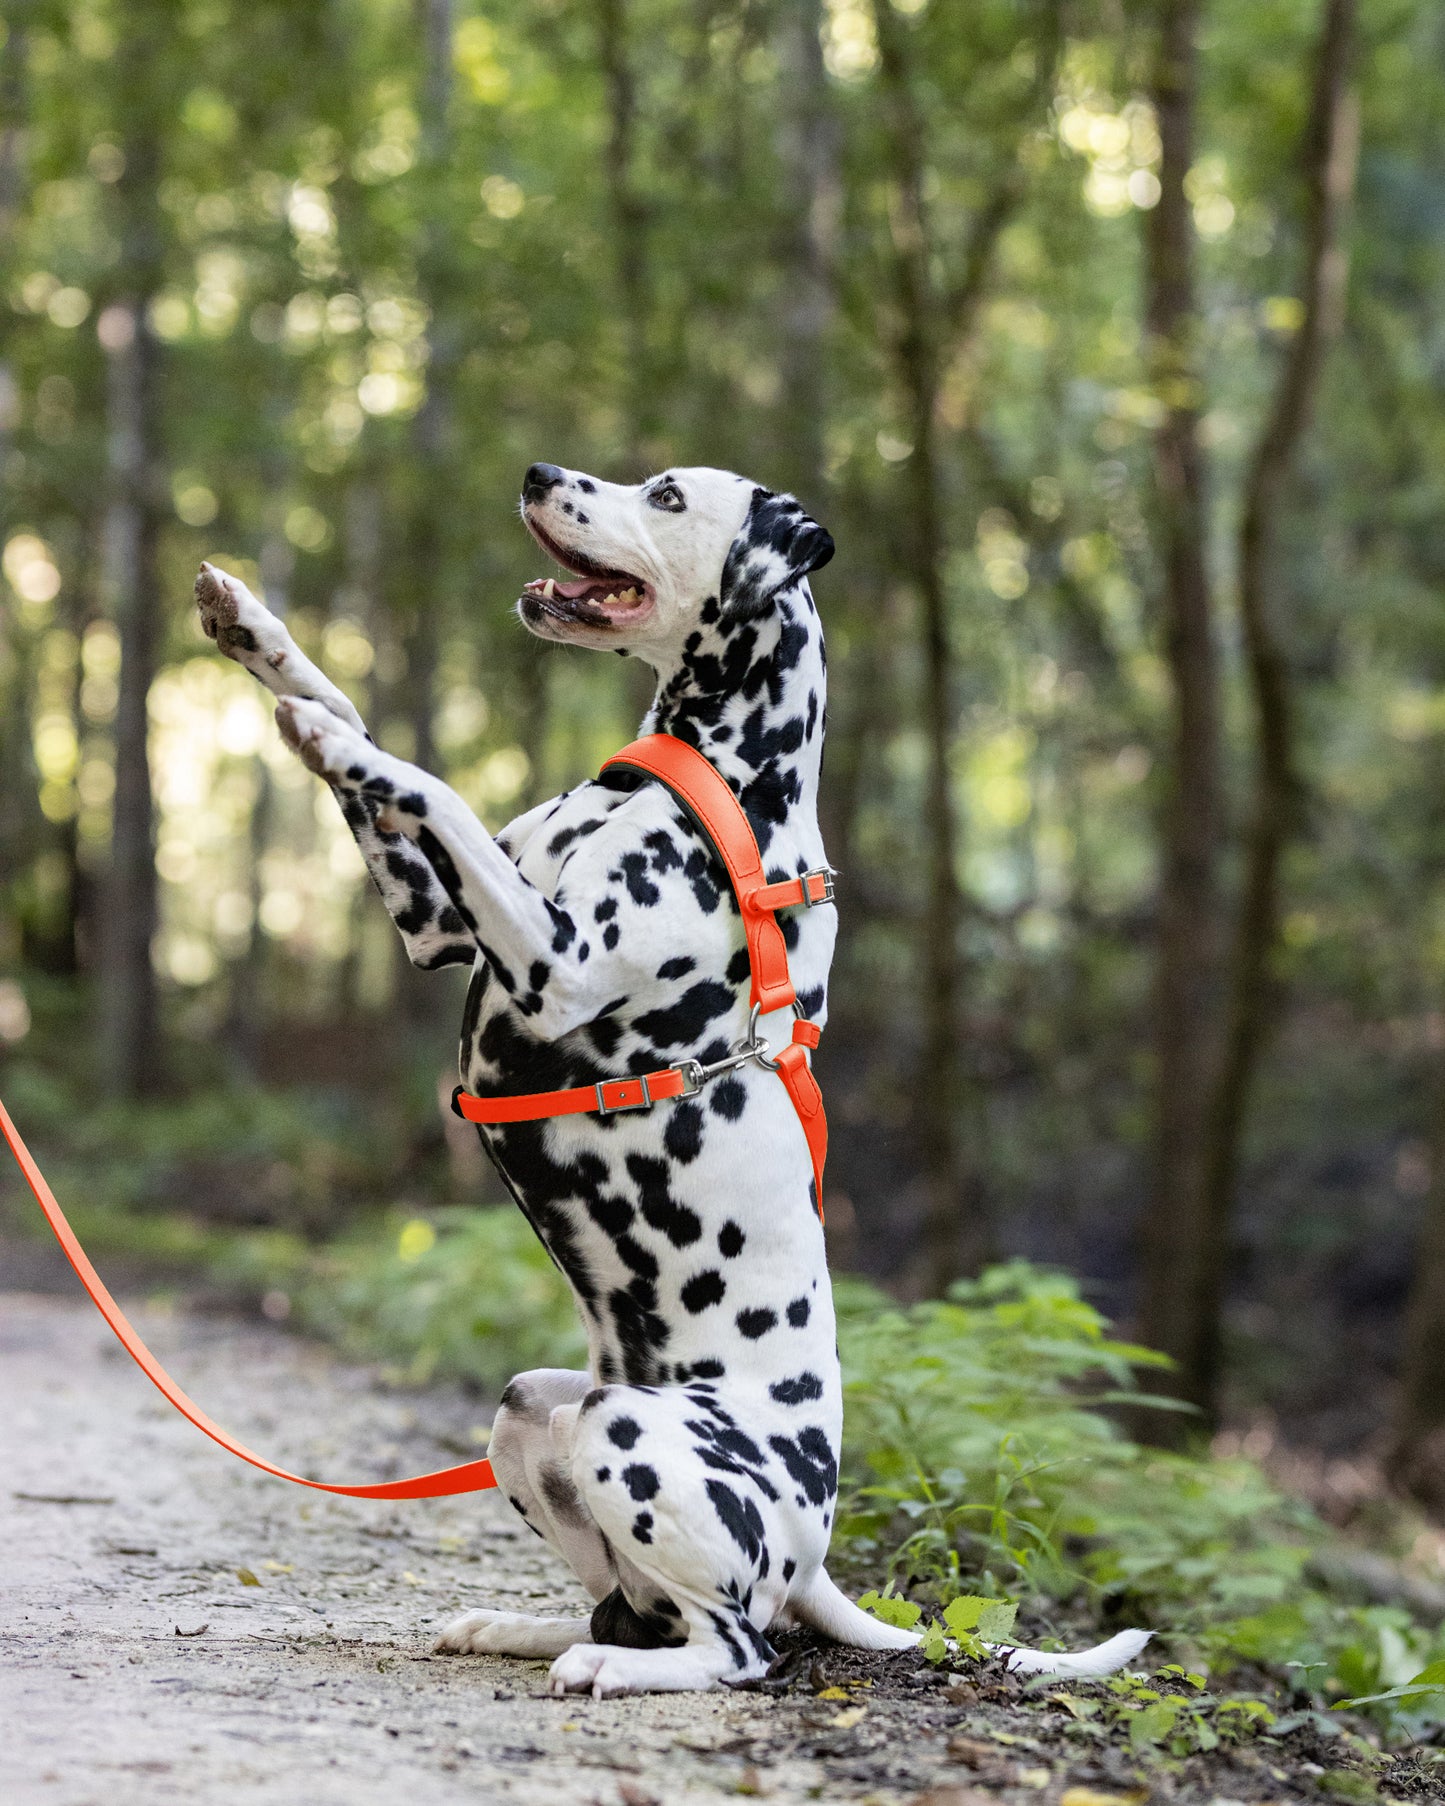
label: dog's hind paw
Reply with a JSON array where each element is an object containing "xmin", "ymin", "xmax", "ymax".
[{"xmin": 432, "ymin": 1609, "xmax": 590, "ymax": 1659}]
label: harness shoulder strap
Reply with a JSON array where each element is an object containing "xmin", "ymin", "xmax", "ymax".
[
  {"xmin": 602, "ymin": 735, "xmax": 795, "ymax": 1012},
  {"xmin": 601, "ymin": 734, "xmax": 829, "ymax": 1211}
]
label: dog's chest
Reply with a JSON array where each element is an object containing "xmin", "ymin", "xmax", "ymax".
[{"xmin": 459, "ymin": 776, "xmax": 837, "ymax": 1388}]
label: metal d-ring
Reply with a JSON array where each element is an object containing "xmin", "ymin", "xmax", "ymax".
[{"xmin": 744, "ymin": 1000, "xmax": 793, "ymax": 1071}]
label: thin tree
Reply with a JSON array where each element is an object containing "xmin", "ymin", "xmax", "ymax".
[
  {"xmin": 774, "ymin": 0, "xmax": 838, "ymax": 503},
  {"xmin": 1197, "ymin": 0, "xmax": 1360, "ymax": 1417},
  {"xmin": 1134, "ymin": 0, "xmax": 1224, "ymax": 1424},
  {"xmin": 97, "ymin": 3, "xmax": 172, "ymax": 1097},
  {"xmin": 1391, "ymin": 1073, "xmax": 1445, "ymax": 1512},
  {"xmin": 1137, "ymin": 0, "xmax": 1360, "ymax": 1430},
  {"xmin": 869, "ymin": 0, "xmax": 1061, "ymax": 1292}
]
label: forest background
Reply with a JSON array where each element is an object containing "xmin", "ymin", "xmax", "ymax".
[{"xmin": 6, "ymin": 0, "xmax": 1445, "ymax": 1695}]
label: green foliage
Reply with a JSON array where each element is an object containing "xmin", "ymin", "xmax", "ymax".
[
  {"xmin": 834, "ymin": 1262, "xmax": 1445, "ymax": 1741},
  {"xmin": 293, "ymin": 1204, "xmax": 585, "ymax": 1391}
]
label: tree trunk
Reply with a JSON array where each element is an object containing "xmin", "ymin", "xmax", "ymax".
[
  {"xmin": 871, "ymin": 3, "xmax": 1058, "ymax": 1290},
  {"xmin": 773, "ymin": 0, "xmax": 837, "ymax": 502},
  {"xmin": 596, "ymin": 0, "xmax": 652, "ymax": 465},
  {"xmin": 1135, "ymin": 0, "xmax": 1223, "ymax": 1429},
  {"xmin": 871, "ymin": 1, "xmax": 977, "ymax": 1289},
  {"xmin": 1390, "ymin": 1071, "xmax": 1445, "ymax": 1512},
  {"xmin": 392, "ymin": 0, "xmax": 455, "ymax": 1041},
  {"xmin": 1196, "ymin": 0, "xmax": 1359, "ymax": 1418},
  {"xmin": 96, "ymin": 41, "xmax": 165, "ymax": 1096}
]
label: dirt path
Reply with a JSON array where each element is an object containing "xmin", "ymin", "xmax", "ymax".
[
  {"xmin": 5, "ymin": 1290, "xmax": 1426, "ymax": 1806},
  {"xmin": 0, "ymin": 1290, "xmax": 967, "ymax": 1806}
]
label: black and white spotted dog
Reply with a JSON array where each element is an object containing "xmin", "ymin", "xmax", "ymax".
[{"xmin": 195, "ymin": 463, "xmax": 1148, "ymax": 1697}]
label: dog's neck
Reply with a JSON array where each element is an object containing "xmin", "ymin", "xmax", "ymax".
[{"xmin": 638, "ymin": 584, "xmax": 826, "ymax": 851}]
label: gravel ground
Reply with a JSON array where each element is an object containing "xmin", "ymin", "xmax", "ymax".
[{"xmin": 2, "ymin": 1288, "xmax": 1436, "ymax": 1806}]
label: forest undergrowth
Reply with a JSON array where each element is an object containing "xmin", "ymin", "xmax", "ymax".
[{"xmin": 7, "ymin": 1073, "xmax": 1445, "ymax": 1776}]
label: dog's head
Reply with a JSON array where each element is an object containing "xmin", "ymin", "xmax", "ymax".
[{"xmin": 516, "ymin": 464, "xmax": 833, "ymax": 657}]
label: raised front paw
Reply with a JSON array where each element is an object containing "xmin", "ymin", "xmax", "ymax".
[
  {"xmin": 195, "ymin": 562, "xmax": 286, "ymax": 669},
  {"xmin": 275, "ymin": 696, "xmax": 368, "ymax": 783}
]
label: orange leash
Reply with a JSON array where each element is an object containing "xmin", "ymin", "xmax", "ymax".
[
  {"xmin": 0, "ymin": 1093, "xmax": 496, "ymax": 1498},
  {"xmin": 1, "ymin": 733, "xmax": 832, "ymax": 1498}
]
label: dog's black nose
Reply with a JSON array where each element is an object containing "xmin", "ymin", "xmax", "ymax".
[{"xmin": 522, "ymin": 463, "xmax": 565, "ymax": 503}]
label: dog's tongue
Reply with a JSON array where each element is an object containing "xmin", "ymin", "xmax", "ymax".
[{"xmin": 556, "ymin": 577, "xmax": 601, "ymax": 600}]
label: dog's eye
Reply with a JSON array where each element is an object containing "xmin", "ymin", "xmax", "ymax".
[{"xmin": 648, "ymin": 480, "xmax": 686, "ymax": 513}]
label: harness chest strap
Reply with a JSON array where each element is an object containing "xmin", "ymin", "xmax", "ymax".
[{"xmin": 454, "ymin": 733, "xmax": 832, "ymax": 1212}]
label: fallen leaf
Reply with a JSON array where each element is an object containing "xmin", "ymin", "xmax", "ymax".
[
  {"xmin": 1019, "ymin": 1769, "xmax": 1051, "ymax": 1789},
  {"xmin": 617, "ymin": 1783, "xmax": 659, "ymax": 1806},
  {"xmin": 943, "ymin": 1681, "xmax": 979, "ymax": 1705},
  {"xmin": 173, "ymin": 1623, "xmax": 208, "ymax": 1638},
  {"xmin": 815, "ymin": 1685, "xmax": 850, "ymax": 1700},
  {"xmin": 235, "ymin": 1568, "xmax": 261, "ymax": 1587},
  {"xmin": 1059, "ymin": 1789, "xmax": 1150, "ymax": 1806},
  {"xmin": 829, "ymin": 1705, "xmax": 868, "ymax": 1729},
  {"xmin": 945, "ymin": 1736, "xmax": 998, "ymax": 1767},
  {"xmin": 260, "ymin": 1561, "xmax": 293, "ymax": 1574}
]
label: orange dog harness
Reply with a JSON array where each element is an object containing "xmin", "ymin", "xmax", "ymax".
[
  {"xmin": 453, "ymin": 733, "xmax": 832, "ymax": 1211},
  {"xmin": 0, "ymin": 732, "xmax": 832, "ymax": 1500}
]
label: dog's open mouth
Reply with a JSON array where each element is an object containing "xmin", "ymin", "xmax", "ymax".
[{"xmin": 521, "ymin": 515, "xmax": 655, "ymax": 629}]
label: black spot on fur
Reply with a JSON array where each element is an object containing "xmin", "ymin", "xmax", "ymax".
[
  {"xmin": 623, "ymin": 1462, "xmax": 659, "ymax": 1501},
  {"xmin": 657, "ymin": 955, "xmax": 695, "ymax": 979},
  {"xmin": 663, "ymin": 1099, "xmax": 704, "ymax": 1163},
  {"xmin": 768, "ymin": 1426, "xmax": 838, "ymax": 1506},
  {"xmin": 607, "ymin": 1416, "xmax": 642, "ymax": 1450},
  {"xmin": 787, "ymin": 1295, "xmax": 811, "ymax": 1328},
  {"xmin": 632, "ymin": 980, "xmax": 734, "ymax": 1050},
  {"xmin": 718, "ymin": 1221, "xmax": 745, "ymax": 1259},
  {"xmin": 704, "ymin": 1479, "xmax": 766, "ymax": 1565},
  {"xmin": 632, "ymin": 1511, "xmax": 654, "ymax": 1543},
  {"xmin": 681, "ymin": 1269, "xmax": 726, "ymax": 1313},
  {"xmin": 709, "ymin": 1076, "xmax": 747, "ymax": 1121},
  {"xmin": 736, "ymin": 1307, "xmax": 777, "ymax": 1340},
  {"xmin": 770, "ymin": 1371, "xmax": 824, "ymax": 1405}
]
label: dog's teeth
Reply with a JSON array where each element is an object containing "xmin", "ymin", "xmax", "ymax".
[
  {"xmin": 542, "ymin": 579, "xmax": 555, "ymax": 598},
  {"xmin": 601, "ymin": 592, "xmax": 618, "ymax": 606},
  {"xmin": 617, "ymin": 587, "xmax": 638, "ymax": 604}
]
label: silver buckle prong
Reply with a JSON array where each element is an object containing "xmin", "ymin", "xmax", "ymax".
[
  {"xmin": 596, "ymin": 1075, "xmax": 653, "ymax": 1114},
  {"xmin": 801, "ymin": 866, "xmax": 836, "ymax": 908}
]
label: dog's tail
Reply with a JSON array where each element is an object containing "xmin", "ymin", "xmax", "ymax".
[{"xmin": 789, "ymin": 1569, "xmax": 1151, "ymax": 1680}]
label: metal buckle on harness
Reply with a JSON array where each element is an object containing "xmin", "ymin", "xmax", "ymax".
[
  {"xmin": 596, "ymin": 1075, "xmax": 653, "ymax": 1114},
  {"xmin": 800, "ymin": 866, "xmax": 836, "ymax": 908}
]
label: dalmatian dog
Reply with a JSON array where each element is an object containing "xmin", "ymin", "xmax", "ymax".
[{"xmin": 195, "ymin": 463, "xmax": 1149, "ymax": 1697}]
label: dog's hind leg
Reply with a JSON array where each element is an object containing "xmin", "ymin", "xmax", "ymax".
[{"xmin": 434, "ymin": 1370, "xmax": 614, "ymax": 1661}]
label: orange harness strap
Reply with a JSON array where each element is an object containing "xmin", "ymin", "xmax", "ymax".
[{"xmin": 456, "ymin": 734, "xmax": 832, "ymax": 1212}]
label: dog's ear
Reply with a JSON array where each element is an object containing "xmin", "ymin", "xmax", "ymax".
[{"xmin": 719, "ymin": 488, "xmax": 835, "ymax": 621}]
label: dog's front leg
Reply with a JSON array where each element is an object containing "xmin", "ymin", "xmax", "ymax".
[
  {"xmin": 197, "ymin": 565, "xmax": 477, "ymax": 971},
  {"xmin": 276, "ymin": 699, "xmax": 604, "ymax": 1037}
]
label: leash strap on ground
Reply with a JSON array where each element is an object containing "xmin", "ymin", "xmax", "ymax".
[
  {"xmin": 456, "ymin": 733, "xmax": 832, "ymax": 1213},
  {"xmin": 0, "ymin": 1094, "xmax": 498, "ymax": 1498}
]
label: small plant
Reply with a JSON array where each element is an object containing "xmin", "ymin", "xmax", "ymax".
[{"xmin": 858, "ymin": 1583, "xmax": 1019, "ymax": 1663}]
